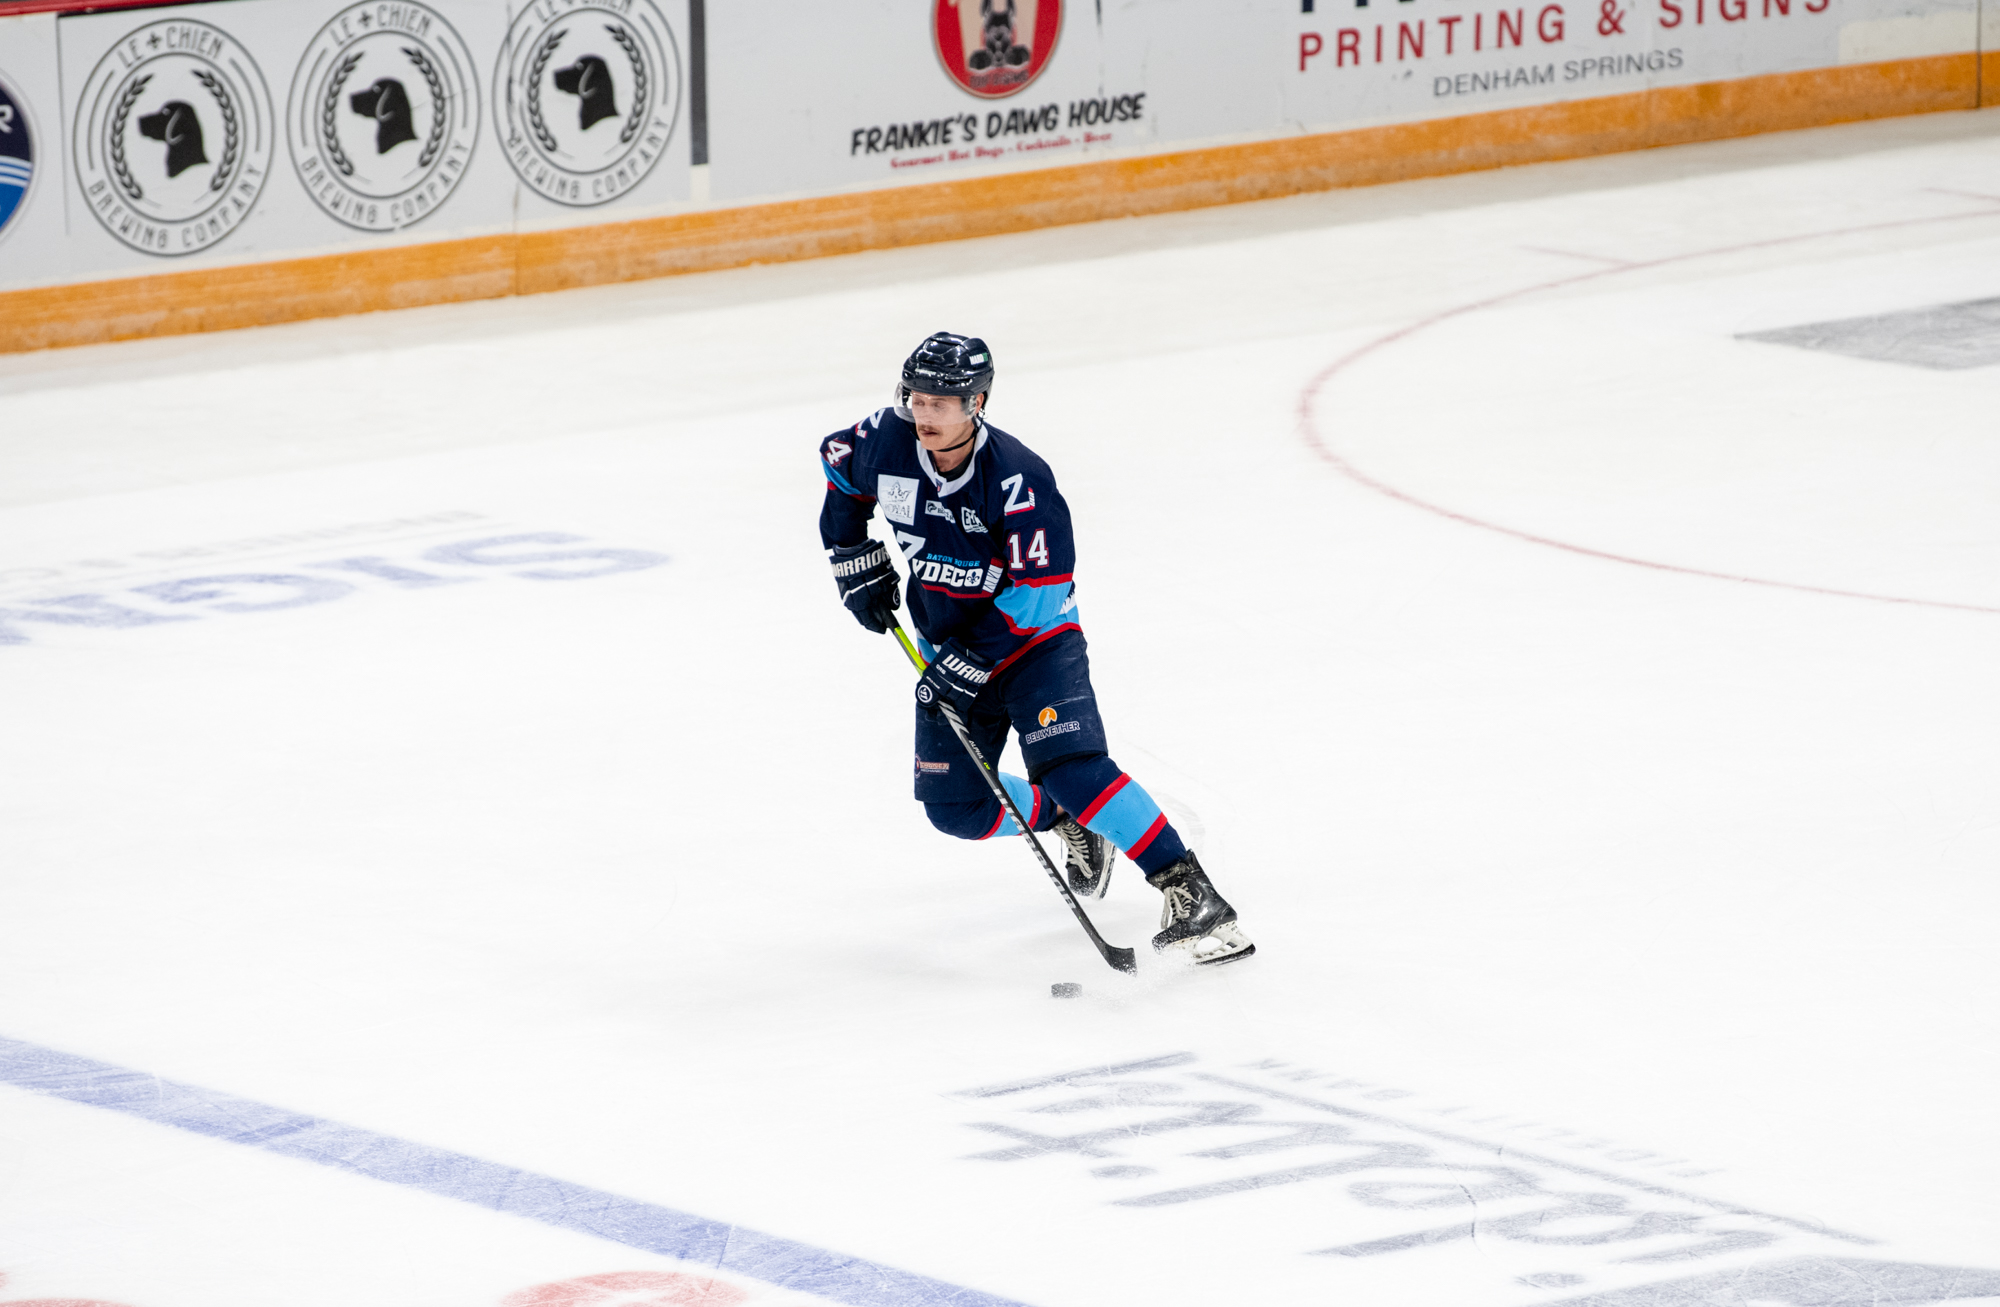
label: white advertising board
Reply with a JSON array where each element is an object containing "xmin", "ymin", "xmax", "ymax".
[
  {"xmin": 705, "ymin": 0, "xmax": 1980, "ymax": 205},
  {"xmin": 1283, "ymin": 0, "xmax": 1977, "ymax": 125},
  {"xmin": 498, "ymin": 0, "xmax": 692, "ymax": 223},
  {"xmin": 50, "ymin": 0, "xmax": 516, "ymax": 284},
  {"xmin": 0, "ymin": 0, "xmax": 695, "ymax": 293},
  {"xmin": 0, "ymin": 12, "xmax": 69, "ymax": 289},
  {"xmin": 0, "ymin": 0, "xmax": 1980, "ymax": 297}
]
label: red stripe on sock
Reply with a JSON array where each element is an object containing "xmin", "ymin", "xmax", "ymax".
[
  {"xmin": 1029, "ymin": 786, "xmax": 1043, "ymax": 829},
  {"xmin": 980, "ymin": 804, "xmax": 1008, "ymax": 840},
  {"xmin": 1077, "ymin": 773, "xmax": 1131, "ymax": 826},
  {"xmin": 1127, "ymin": 812, "xmax": 1169, "ymax": 858}
]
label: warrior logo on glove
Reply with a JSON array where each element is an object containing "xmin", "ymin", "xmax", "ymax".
[
  {"xmin": 827, "ymin": 540, "xmax": 901, "ymax": 635},
  {"xmin": 915, "ymin": 642, "xmax": 994, "ymax": 717}
]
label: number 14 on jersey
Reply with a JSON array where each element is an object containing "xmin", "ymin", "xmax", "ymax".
[{"xmin": 1007, "ymin": 530, "xmax": 1050, "ymax": 569}]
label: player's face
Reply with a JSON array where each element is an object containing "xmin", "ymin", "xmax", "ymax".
[{"xmin": 909, "ymin": 391, "xmax": 979, "ymax": 448}]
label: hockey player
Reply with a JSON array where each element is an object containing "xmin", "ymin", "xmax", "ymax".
[{"xmin": 818, "ymin": 332, "xmax": 1255, "ymax": 965}]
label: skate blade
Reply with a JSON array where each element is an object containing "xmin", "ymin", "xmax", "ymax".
[
  {"xmin": 1068, "ymin": 851, "xmax": 1115, "ymax": 900},
  {"xmin": 1088, "ymin": 859, "xmax": 1113, "ymax": 900},
  {"xmin": 1163, "ymin": 921, "xmax": 1256, "ymax": 967}
]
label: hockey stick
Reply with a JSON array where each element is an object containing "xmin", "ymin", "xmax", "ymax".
[{"xmin": 892, "ymin": 621, "xmax": 1138, "ymax": 974}]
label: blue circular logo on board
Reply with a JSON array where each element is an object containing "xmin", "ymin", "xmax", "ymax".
[{"xmin": 0, "ymin": 73, "xmax": 34, "ymax": 241}]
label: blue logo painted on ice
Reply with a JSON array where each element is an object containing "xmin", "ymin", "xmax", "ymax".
[
  {"xmin": 0, "ymin": 73, "xmax": 35, "ymax": 240},
  {"xmin": 0, "ymin": 519, "xmax": 669, "ymax": 648},
  {"xmin": 952, "ymin": 1053, "xmax": 2000, "ymax": 1305}
]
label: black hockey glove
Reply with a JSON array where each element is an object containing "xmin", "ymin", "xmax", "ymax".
[
  {"xmin": 829, "ymin": 540, "xmax": 901, "ymax": 634},
  {"xmin": 916, "ymin": 641, "xmax": 994, "ymax": 718}
]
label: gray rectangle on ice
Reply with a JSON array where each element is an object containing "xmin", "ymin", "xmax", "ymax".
[{"xmin": 1741, "ymin": 297, "xmax": 2000, "ymax": 370}]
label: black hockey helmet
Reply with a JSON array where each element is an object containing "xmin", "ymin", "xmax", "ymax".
[{"xmin": 898, "ymin": 331, "xmax": 994, "ymax": 416}]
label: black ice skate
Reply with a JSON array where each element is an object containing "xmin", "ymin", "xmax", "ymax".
[
  {"xmin": 1054, "ymin": 813, "xmax": 1114, "ymax": 900},
  {"xmin": 1144, "ymin": 852, "xmax": 1255, "ymax": 965}
]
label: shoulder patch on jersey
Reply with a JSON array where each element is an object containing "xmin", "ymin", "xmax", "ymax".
[
  {"xmin": 1001, "ymin": 473, "xmax": 1037, "ymax": 516},
  {"xmin": 961, "ymin": 507, "xmax": 989, "ymax": 534},
  {"xmin": 878, "ymin": 475, "xmax": 919, "ymax": 525},
  {"xmin": 925, "ymin": 499, "xmax": 954, "ymax": 520}
]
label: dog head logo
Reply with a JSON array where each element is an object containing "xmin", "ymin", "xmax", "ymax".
[
  {"xmin": 974, "ymin": 0, "xmax": 1031, "ymax": 71},
  {"xmin": 287, "ymin": 2, "xmax": 479, "ymax": 233},
  {"xmin": 933, "ymin": 0, "xmax": 1061, "ymax": 99},
  {"xmin": 137, "ymin": 101, "xmax": 208, "ymax": 178},
  {"xmin": 75, "ymin": 18, "xmax": 275, "ymax": 255},
  {"xmin": 552, "ymin": 56, "xmax": 620, "ymax": 130},
  {"xmin": 494, "ymin": 4, "xmax": 680, "ymax": 208},
  {"xmin": 348, "ymin": 78, "xmax": 418, "ymax": 155},
  {"xmin": 1038, "ymin": 707, "xmax": 1057, "ymax": 727}
]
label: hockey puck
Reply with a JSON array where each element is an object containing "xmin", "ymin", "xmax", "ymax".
[{"xmin": 1051, "ymin": 982, "xmax": 1081, "ymax": 998}]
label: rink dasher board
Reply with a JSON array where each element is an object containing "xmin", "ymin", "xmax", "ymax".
[
  {"xmin": 0, "ymin": 0, "xmax": 695, "ymax": 292},
  {"xmin": 0, "ymin": 0, "xmax": 1984, "ymax": 311},
  {"xmin": 707, "ymin": 0, "xmax": 1980, "ymax": 197}
]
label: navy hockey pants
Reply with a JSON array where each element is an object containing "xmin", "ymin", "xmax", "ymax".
[{"xmin": 913, "ymin": 631, "xmax": 1189, "ymax": 876}]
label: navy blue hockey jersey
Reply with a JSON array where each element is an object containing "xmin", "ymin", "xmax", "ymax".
[{"xmin": 819, "ymin": 408, "xmax": 1078, "ymax": 670}]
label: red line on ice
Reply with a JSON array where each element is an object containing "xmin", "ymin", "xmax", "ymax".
[{"xmin": 1296, "ymin": 205, "xmax": 2000, "ymax": 617}]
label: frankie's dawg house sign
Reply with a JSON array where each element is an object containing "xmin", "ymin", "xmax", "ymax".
[
  {"xmin": 843, "ymin": 0, "xmax": 1148, "ymax": 172},
  {"xmin": 933, "ymin": 0, "xmax": 1062, "ymax": 99}
]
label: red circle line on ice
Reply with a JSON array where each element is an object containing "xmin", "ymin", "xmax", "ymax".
[
  {"xmin": 1296, "ymin": 204, "xmax": 2000, "ymax": 617},
  {"xmin": 501, "ymin": 1270, "xmax": 748, "ymax": 1307}
]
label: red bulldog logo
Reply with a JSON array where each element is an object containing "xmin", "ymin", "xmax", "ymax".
[{"xmin": 933, "ymin": 0, "xmax": 1062, "ymax": 99}]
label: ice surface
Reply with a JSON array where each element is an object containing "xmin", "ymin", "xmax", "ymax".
[
  {"xmin": 2, "ymin": 109, "xmax": 1999, "ymax": 1307},
  {"xmin": 1742, "ymin": 296, "xmax": 2000, "ymax": 371}
]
